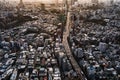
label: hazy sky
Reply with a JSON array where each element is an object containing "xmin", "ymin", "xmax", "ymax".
[
  {"xmin": 78, "ymin": 0, "xmax": 120, "ymax": 3},
  {"xmin": 2, "ymin": 0, "xmax": 63, "ymax": 2},
  {"xmin": 2, "ymin": 0, "xmax": 120, "ymax": 3}
]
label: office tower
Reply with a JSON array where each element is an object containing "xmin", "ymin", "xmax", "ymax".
[
  {"xmin": 56, "ymin": 0, "xmax": 58, "ymax": 6},
  {"xmin": 110, "ymin": 0, "xmax": 114, "ymax": 5},
  {"xmin": 18, "ymin": 0, "xmax": 24, "ymax": 8},
  {"xmin": 91, "ymin": 0, "xmax": 98, "ymax": 4}
]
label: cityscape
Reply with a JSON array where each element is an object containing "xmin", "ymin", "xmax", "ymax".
[{"xmin": 0, "ymin": 0, "xmax": 120, "ymax": 80}]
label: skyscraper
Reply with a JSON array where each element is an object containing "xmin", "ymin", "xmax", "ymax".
[
  {"xmin": 110, "ymin": 0, "xmax": 114, "ymax": 5},
  {"xmin": 91, "ymin": 0, "xmax": 98, "ymax": 4},
  {"xmin": 17, "ymin": 0, "xmax": 24, "ymax": 15},
  {"xmin": 71, "ymin": 0, "xmax": 78, "ymax": 5},
  {"xmin": 56, "ymin": 0, "xmax": 58, "ymax": 7},
  {"xmin": 18, "ymin": 0, "xmax": 24, "ymax": 8}
]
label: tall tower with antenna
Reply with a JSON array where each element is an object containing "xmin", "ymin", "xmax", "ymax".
[
  {"xmin": 56, "ymin": 0, "xmax": 58, "ymax": 6},
  {"xmin": 18, "ymin": 0, "xmax": 24, "ymax": 8},
  {"xmin": 17, "ymin": 0, "xmax": 24, "ymax": 15}
]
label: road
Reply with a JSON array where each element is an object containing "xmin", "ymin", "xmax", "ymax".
[{"xmin": 62, "ymin": 11, "xmax": 86, "ymax": 80}]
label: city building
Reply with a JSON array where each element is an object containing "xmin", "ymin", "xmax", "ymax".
[
  {"xmin": 0, "ymin": 0, "xmax": 120, "ymax": 80},
  {"xmin": 18, "ymin": 0, "xmax": 24, "ymax": 8},
  {"xmin": 91, "ymin": 0, "xmax": 99, "ymax": 5},
  {"xmin": 17, "ymin": 0, "xmax": 25, "ymax": 15},
  {"xmin": 110, "ymin": 0, "xmax": 114, "ymax": 5}
]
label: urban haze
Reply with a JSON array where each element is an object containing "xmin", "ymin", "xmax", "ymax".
[{"xmin": 0, "ymin": 0, "xmax": 120, "ymax": 80}]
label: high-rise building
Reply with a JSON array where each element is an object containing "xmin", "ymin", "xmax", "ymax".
[
  {"xmin": 41, "ymin": 3, "xmax": 45, "ymax": 10},
  {"xmin": 17, "ymin": 0, "xmax": 24, "ymax": 15},
  {"xmin": 18, "ymin": 0, "xmax": 24, "ymax": 8},
  {"xmin": 110, "ymin": 0, "xmax": 114, "ymax": 5},
  {"xmin": 71, "ymin": 0, "xmax": 78, "ymax": 5},
  {"xmin": 56, "ymin": 0, "xmax": 58, "ymax": 6},
  {"xmin": 91, "ymin": 0, "xmax": 98, "ymax": 4}
]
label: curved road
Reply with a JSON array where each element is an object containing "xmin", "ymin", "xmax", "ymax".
[{"xmin": 62, "ymin": 11, "xmax": 87, "ymax": 80}]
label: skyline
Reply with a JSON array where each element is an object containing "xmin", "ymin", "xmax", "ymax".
[
  {"xmin": 0, "ymin": 0, "xmax": 63, "ymax": 2},
  {"xmin": 2, "ymin": 0, "xmax": 120, "ymax": 2},
  {"xmin": 0, "ymin": 0, "xmax": 120, "ymax": 5}
]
